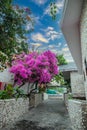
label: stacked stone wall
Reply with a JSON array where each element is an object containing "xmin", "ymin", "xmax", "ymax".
[
  {"xmin": 0, "ymin": 98, "xmax": 29, "ymax": 128},
  {"xmin": 70, "ymin": 72, "xmax": 85, "ymax": 97}
]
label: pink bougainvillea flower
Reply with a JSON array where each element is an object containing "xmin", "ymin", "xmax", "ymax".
[
  {"xmin": 10, "ymin": 50, "xmax": 59, "ymax": 86},
  {"xmin": 39, "ymin": 69, "xmax": 51, "ymax": 83}
]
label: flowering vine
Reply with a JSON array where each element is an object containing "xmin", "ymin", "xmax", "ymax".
[{"xmin": 10, "ymin": 50, "xmax": 59, "ymax": 95}]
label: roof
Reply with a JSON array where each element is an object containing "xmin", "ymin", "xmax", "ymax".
[
  {"xmin": 59, "ymin": 62, "xmax": 77, "ymax": 72},
  {"xmin": 61, "ymin": 0, "xmax": 83, "ymax": 74}
]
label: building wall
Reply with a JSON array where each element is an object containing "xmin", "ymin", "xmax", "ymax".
[
  {"xmin": 70, "ymin": 72, "xmax": 85, "ymax": 97},
  {"xmin": 81, "ymin": 0, "xmax": 87, "ymax": 99},
  {"xmin": 81, "ymin": 0, "xmax": 87, "ymax": 76},
  {"xmin": 0, "ymin": 69, "xmax": 13, "ymax": 83}
]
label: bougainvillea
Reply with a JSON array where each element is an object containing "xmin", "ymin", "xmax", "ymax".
[{"xmin": 10, "ymin": 51, "xmax": 59, "ymax": 86}]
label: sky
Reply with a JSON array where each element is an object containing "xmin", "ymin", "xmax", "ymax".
[{"xmin": 13, "ymin": 0, "xmax": 74, "ymax": 63}]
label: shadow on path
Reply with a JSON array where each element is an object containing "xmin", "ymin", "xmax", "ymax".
[{"xmin": 2, "ymin": 99, "xmax": 72, "ymax": 130}]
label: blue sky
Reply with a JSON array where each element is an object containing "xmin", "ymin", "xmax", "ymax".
[{"xmin": 13, "ymin": 0, "xmax": 73, "ymax": 62}]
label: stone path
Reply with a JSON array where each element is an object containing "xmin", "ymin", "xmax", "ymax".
[{"xmin": 2, "ymin": 99, "xmax": 72, "ymax": 130}]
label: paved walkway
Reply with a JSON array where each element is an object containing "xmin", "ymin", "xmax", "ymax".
[{"xmin": 2, "ymin": 99, "xmax": 72, "ymax": 130}]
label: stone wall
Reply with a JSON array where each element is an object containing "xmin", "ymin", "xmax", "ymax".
[
  {"xmin": 43, "ymin": 93, "xmax": 48, "ymax": 100},
  {"xmin": 70, "ymin": 72, "xmax": 85, "ymax": 97},
  {"xmin": 34, "ymin": 93, "xmax": 43, "ymax": 107},
  {"xmin": 63, "ymin": 93, "xmax": 68, "ymax": 107},
  {"xmin": 0, "ymin": 98, "xmax": 29, "ymax": 128},
  {"xmin": 29, "ymin": 93, "xmax": 43, "ymax": 108},
  {"xmin": 68, "ymin": 99, "xmax": 87, "ymax": 130}
]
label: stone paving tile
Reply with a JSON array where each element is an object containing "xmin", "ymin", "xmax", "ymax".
[{"xmin": 1, "ymin": 99, "xmax": 72, "ymax": 130}]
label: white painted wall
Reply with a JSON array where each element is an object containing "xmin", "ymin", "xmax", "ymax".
[
  {"xmin": 0, "ymin": 69, "xmax": 13, "ymax": 83},
  {"xmin": 81, "ymin": 0, "xmax": 87, "ymax": 77},
  {"xmin": 81, "ymin": 0, "xmax": 87, "ymax": 99},
  {"xmin": 61, "ymin": 0, "xmax": 83, "ymax": 73}
]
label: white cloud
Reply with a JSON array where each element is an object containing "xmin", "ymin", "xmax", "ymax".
[
  {"xmin": 45, "ymin": 26, "xmax": 54, "ymax": 32},
  {"xmin": 47, "ymin": 26, "xmax": 54, "ymax": 31},
  {"xmin": 44, "ymin": 26, "xmax": 62, "ymax": 41},
  {"xmin": 44, "ymin": 5, "xmax": 51, "ymax": 16},
  {"xmin": 38, "ymin": 46, "xmax": 48, "ymax": 52},
  {"xmin": 46, "ymin": 31, "xmax": 61, "ymax": 40},
  {"xmin": 64, "ymin": 44, "xmax": 68, "ymax": 47},
  {"xmin": 30, "ymin": 43, "xmax": 42, "ymax": 47},
  {"xmin": 50, "ymin": 49, "xmax": 58, "ymax": 54},
  {"xmin": 48, "ymin": 45, "xmax": 54, "ymax": 49},
  {"xmin": 48, "ymin": 43, "xmax": 62, "ymax": 49},
  {"xmin": 29, "ymin": 43, "xmax": 42, "ymax": 51},
  {"xmin": 64, "ymin": 53, "xmax": 71, "ymax": 57},
  {"xmin": 32, "ymin": 0, "xmax": 47, "ymax": 5},
  {"xmin": 56, "ymin": 0, "xmax": 64, "ymax": 9},
  {"xmin": 62, "ymin": 47, "xmax": 69, "ymax": 52},
  {"xmin": 61, "ymin": 46, "xmax": 74, "ymax": 62},
  {"xmin": 31, "ymin": 33, "xmax": 49, "ymax": 43},
  {"xmin": 58, "ymin": 42, "xmax": 62, "ymax": 47},
  {"xmin": 32, "ymin": 16, "xmax": 41, "ymax": 25},
  {"xmin": 64, "ymin": 56, "xmax": 74, "ymax": 62},
  {"xmin": 26, "ymin": 23, "xmax": 33, "ymax": 31},
  {"xmin": 53, "ymin": 46, "xmax": 72, "ymax": 62}
]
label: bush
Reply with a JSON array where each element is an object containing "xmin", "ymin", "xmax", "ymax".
[{"xmin": 0, "ymin": 84, "xmax": 26, "ymax": 99}]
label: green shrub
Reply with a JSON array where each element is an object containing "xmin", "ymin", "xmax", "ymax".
[{"xmin": 0, "ymin": 84, "xmax": 26, "ymax": 99}]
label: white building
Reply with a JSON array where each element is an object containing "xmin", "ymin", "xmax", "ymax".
[
  {"xmin": 61, "ymin": 1, "xmax": 87, "ymax": 129},
  {"xmin": 61, "ymin": 0, "xmax": 87, "ymax": 98}
]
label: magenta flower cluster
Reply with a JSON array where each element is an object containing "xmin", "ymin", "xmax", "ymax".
[{"xmin": 10, "ymin": 51, "xmax": 59, "ymax": 85}]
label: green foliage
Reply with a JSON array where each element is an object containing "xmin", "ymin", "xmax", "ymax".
[
  {"xmin": 56, "ymin": 54, "xmax": 68, "ymax": 65},
  {"xmin": 50, "ymin": 1, "xmax": 57, "ymax": 20},
  {"xmin": 0, "ymin": 51, "xmax": 9, "ymax": 71},
  {"xmin": 0, "ymin": 0, "xmax": 33, "ymax": 64},
  {"xmin": 53, "ymin": 72, "xmax": 66, "ymax": 86},
  {"xmin": 0, "ymin": 84, "xmax": 13, "ymax": 99},
  {"xmin": 0, "ymin": 84, "xmax": 26, "ymax": 99},
  {"xmin": 13, "ymin": 87, "xmax": 27, "ymax": 99},
  {"xmin": 57, "ymin": 87, "xmax": 64, "ymax": 93},
  {"xmin": 64, "ymin": 79, "xmax": 71, "ymax": 92},
  {"xmin": 0, "ymin": 91, "xmax": 10, "ymax": 99},
  {"xmin": 39, "ymin": 87, "xmax": 46, "ymax": 93},
  {"xmin": 68, "ymin": 93, "xmax": 73, "ymax": 99}
]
